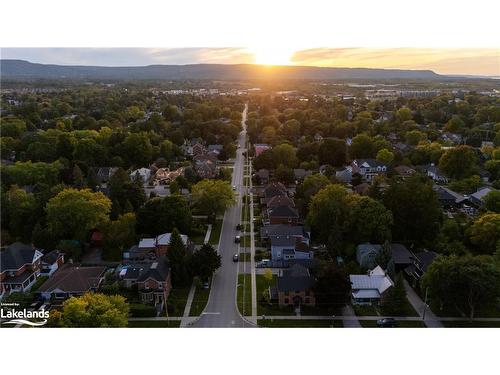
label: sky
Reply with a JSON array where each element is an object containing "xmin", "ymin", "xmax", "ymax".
[{"xmin": 1, "ymin": 48, "xmax": 499, "ymax": 76}]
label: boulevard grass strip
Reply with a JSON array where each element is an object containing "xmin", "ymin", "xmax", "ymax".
[
  {"xmin": 258, "ymin": 319, "xmax": 343, "ymax": 328},
  {"xmin": 237, "ymin": 274, "xmax": 252, "ymax": 316},
  {"xmin": 208, "ymin": 219, "xmax": 223, "ymax": 245},
  {"xmin": 189, "ymin": 286, "xmax": 211, "ymax": 316},
  {"xmin": 128, "ymin": 320, "xmax": 181, "ymax": 328}
]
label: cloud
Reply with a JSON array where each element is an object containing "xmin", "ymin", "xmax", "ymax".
[{"xmin": 290, "ymin": 48, "xmax": 500, "ymax": 75}]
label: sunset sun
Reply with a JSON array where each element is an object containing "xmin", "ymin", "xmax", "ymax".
[{"xmin": 250, "ymin": 46, "xmax": 295, "ymax": 65}]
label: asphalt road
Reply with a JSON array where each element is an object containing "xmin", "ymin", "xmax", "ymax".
[{"xmin": 191, "ymin": 103, "xmax": 254, "ymax": 328}]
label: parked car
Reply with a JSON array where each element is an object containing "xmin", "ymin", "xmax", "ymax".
[
  {"xmin": 377, "ymin": 318, "xmax": 398, "ymax": 327},
  {"xmin": 202, "ymin": 280, "xmax": 210, "ymax": 289},
  {"xmin": 232, "ymin": 185, "xmax": 237, "ymax": 191},
  {"xmin": 236, "ymin": 224, "xmax": 242, "ymax": 230},
  {"xmin": 235, "ymin": 235, "xmax": 241, "ymax": 243},
  {"xmin": 233, "ymin": 254, "xmax": 239, "ymax": 262}
]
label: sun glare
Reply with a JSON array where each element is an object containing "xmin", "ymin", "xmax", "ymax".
[{"xmin": 250, "ymin": 47, "xmax": 295, "ymax": 66}]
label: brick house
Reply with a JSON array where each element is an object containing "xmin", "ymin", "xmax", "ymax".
[
  {"xmin": 274, "ymin": 264, "xmax": 316, "ymax": 307},
  {"xmin": 267, "ymin": 205, "xmax": 299, "ymax": 225},
  {"xmin": 0, "ymin": 243, "xmax": 44, "ymax": 298},
  {"xmin": 135, "ymin": 232, "xmax": 191, "ymax": 259}
]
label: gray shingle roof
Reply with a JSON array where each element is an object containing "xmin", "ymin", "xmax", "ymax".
[
  {"xmin": 277, "ymin": 264, "xmax": 315, "ymax": 292},
  {"xmin": 1, "ymin": 242, "xmax": 41, "ymax": 272}
]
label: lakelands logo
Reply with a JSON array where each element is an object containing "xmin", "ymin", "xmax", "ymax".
[{"xmin": 1, "ymin": 302, "xmax": 49, "ymax": 327}]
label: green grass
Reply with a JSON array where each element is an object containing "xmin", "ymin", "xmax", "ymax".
[
  {"xmin": 208, "ymin": 219, "xmax": 223, "ymax": 245},
  {"xmin": 258, "ymin": 319, "xmax": 342, "ymax": 328},
  {"xmin": 189, "ymin": 287, "xmax": 210, "ymax": 316},
  {"xmin": 238, "ymin": 253, "xmax": 252, "ymax": 262},
  {"xmin": 166, "ymin": 287, "xmax": 191, "ymax": 317},
  {"xmin": 237, "ymin": 274, "xmax": 252, "ymax": 316},
  {"xmin": 256, "ymin": 274, "xmax": 295, "ymax": 316},
  {"xmin": 442, "ymin": 321, "xmax": 500, "ymax": 328},
  {"xmin": 128, "ymin": 320, "xmax": 181, "ymax": 328},
  {"xmin": 359, "ymin": 320, "xmax": 426, "ymax": 328},
  {"xmin": 353, "ymin": 304, "xmax": 380, "ymax": 316}
]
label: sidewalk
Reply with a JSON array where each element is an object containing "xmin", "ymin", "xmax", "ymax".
[
  {"xmin": 341, "ymin": 305, "xmax": 361, "ymax": 328},
  {"xmin": 180, "ymin": 224, "xmax": 213, "ymax": 327},
  {"xmin": 403, "ymin": 279, "xmax": 443, "ymax": 328},
  {"xmin": 248, "ymin": 158, "xmax": 257, "ymax": 324}
]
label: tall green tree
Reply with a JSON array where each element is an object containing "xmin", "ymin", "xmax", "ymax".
[
  {"xmin": 191, "ymin": 179, "xmax": 235, "ymax": 222},
  {"xmin": 168, "ymin": 228, "xmax": 191, "ymax": 287},
  {"xmin": 191, "ymin": 243, "xmax": 221, "ymax": 281},
  {"xmin": 467, "ymin": 213, "xmax": 500, "ymax": 254},
  {"xmin": 45, "ymin": 188, "xmax": 111, "ymax": 242},
  {"xmin": 136, "ymin": 195, "xmax": 192, "ymax": 236},
  {"xmin": 313, "ymin": 265, "xmax": 351, "ymax": 309},
  {"xmin": 438, "ymin": 145, "xmax": 477, "ymax": 179},
  {"xmin": 421, "ymin": 255, "xmax": 500, "ymax": 320},
  {"xmin": 381, "ymin": 273, "xmax": 407, "ymax": 315}
]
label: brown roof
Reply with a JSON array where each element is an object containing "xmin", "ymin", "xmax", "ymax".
[
  {"xmin": 37, "ymin": 264, "xmax": 106, "ymax": 293},
  {"xmin": 267, "ymin": 195, "xmax": 295, "ymax": 209}
]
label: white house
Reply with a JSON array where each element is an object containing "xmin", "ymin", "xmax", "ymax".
[
  {"xmin": 130, "ymin": 168, "xmax": 152, "ymax": 183},
  {"xmin": 351, "ymin": 159, "xmax": 387, "ymax": 182},
  {"xmin": 349, "ymin": 266, "xmax": 393, "ymax": 305}
]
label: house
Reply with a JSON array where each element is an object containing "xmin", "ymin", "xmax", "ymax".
[
  {"xmin": 96, "ymin": 167, "xmax": 118, "ymax": 183},
  {"xmin": 130, "ymin": 167, "xmax": 152, "ymax": 183},
  {"xmin": 270, "ymin": 236, "xmax": 312, "ymax": 261},
  {"xmin": 120, "ymin": 257, "xmax": 171, "ymax": 307},
  {"xmin": 336, "ymin": 167, "xmax": 352, "ymax": 184},
  {"xmin": 268, "ymin": 205, "xmax": 300, "ymax": 225},
  {"xmin": 405, "ymin": 251, "xmax": 438, "ymax": 285},
  {"xmin": 393, "ymin": 165, "xmax": 416, "ymax": 179},
  {"xmin": 254, "ymin": 143, "xmax": 272, "ymax": 157},
  {"xmin": 0, "ymin": 243, "xmax": 44, "ymax": 298},
  {"xmin": 273, "ymin": 264, "xmax": 316, "ymax": 307},
  {"xmin": 293, "ymin": 169, "xmax": 312, "ymax": 181},
  {"xmin": 260, "ymin": 224, "xmax": 309, "ymax": 243},
  {"xmin": 37, "ymin": 264, "xmax": 106, "ymax": 301},
  {"xmin": 353, "ymin": 182, "xmax": 370, "ymax": 195},
  {"xmin": 393, "ymin": 142, "xmax": 412, "ymax": 154},
  {"xmin": 192, "ymin": 142, "xmax": 207, "ymax": 157},
  {"xmin": 40, "ymin": 250, "xmax": 65, "ymax": 277},
  {"xmin": 469, "ymin": 187, "xmax": 495, "ymax": 207},
  {"xmin": 194, "ymin": 154, "xmax": 218, "ymax": 179},
  {"xmin": 135, "ymin": 232, "xmax": 191, "ymax": 259},
  {"xmin": 433, "ymin": 185, "xmax": 467, "ymax": 209},
  {"xmin": 350, "ymin": 266, "xmax": 394, "ymax": 305},
  {"xmin": 351, "ymin": 159, "xmax": 387, "ymax": 182},
  {"xmin": 256, "ymin": 169, "xmax": 270, "ymax": 184},
  {"xmin": 356, "ymin": 243, "xmax": 382, "ymax": 269},
  {"xmin": 422, "ymin": 164, "xmax": 448, "ymax": 184},
  {"xmin": 356, "ymin": 243, "xmax": 414, "ymax": 273},
  {"xmin": 152, "ymin": 167, "xmax": 185, "ymax": 185}
]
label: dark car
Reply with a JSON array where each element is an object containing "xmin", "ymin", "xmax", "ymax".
[
  {"xmin": 377, "ymin": 318, "xmax": 398, "ymax": 327},
  {"xmin": 235, "ymin": 235, "xmax": 241, "ymax": 243},
  {"xmin": 233, "ymin": 254, "xmax": 239, "ymax": 262},
  {"xmin": 236, "ymin": 224, "xmax": 242, "ymax": 230}
]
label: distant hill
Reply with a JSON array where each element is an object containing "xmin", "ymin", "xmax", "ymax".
[{"xmin": 0, "ymin": 59, "xmax": 445, "ymax": 81}]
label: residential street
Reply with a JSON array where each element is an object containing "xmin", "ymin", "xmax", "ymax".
[{"xmin": 191, "ymin": 104, "xmax": 254, "ymax": 328}]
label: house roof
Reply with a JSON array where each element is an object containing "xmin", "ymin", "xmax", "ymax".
[
  {"xmin": 260, "ymin": 225, "xmax": 306, "ymax": 238},
  {"xmin": 394, "ymin": 165, "xmax": 416, "ymax": 175},
  {"xmin": 136, "ymin": 257, "xmax": 170, "ymax": 283},
  {"xmin": 277, "ymin": 264, "xmax": 315, "ymax": 292},
  {"xmin": 37, "ymin": 265, "xmax": 106, "ymax": 293},
  {"xmin": 1, "ymin": 242, "xmax": 43, "ymax": 272},
  {"xmin": 267, "ymin": 195, "xmax": 295, "ymax": 208},
  {"xmin": 41, "ymin": 250, "xmax": 63, "ymax": 265},
  {"xmin": 353, "ymin": 159, "xmax": 386, "ymax": 168},
  {"xmin": 414, "ymin": 251, "xmax": 438, "ymax": 272},
  {"xmin": 268, "ymin": 205, "xmax": 299, "ymax": 218},
  {"xmin": 270, "ymin": 235, "xmax": 297, "ymax": 247},
  {"xmin": 350, "ymin": 266, "xmax": 393, "ymax": 295},
  {"xmin": 470, "ymin": 187, "xmax": 494, "ymax": 201},
  {"xmin": 263, "ymin": 182, "xmax": 287, "ymax": 199},
  {"xmin": 390, "ymin": 243, "xmax": 413, "ymax": 265},
  {"xmin": 138, "ymin": 233, "xmax": 189, "ymax": 248},
  {"xmin": 293, "ymin": 169, "xmax": 312, "ymax": 179}
]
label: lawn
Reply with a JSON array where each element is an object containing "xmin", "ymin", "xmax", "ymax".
[
  {"xmin": 190, "ymin": 228, "xmax": 207, "ymax": 245},
  {"xmin": 442, "ymin": 321, "xmax": 500, "ymax": 328},
  {"xmin": 128, "ymin": 320, "xmax": 181, "ymax": 328},
  {"xmin": 237, "ymin": 274, "xmax": 252, "ymax": 316},
  {"xmin": 258, "ymin": 319, "xmax": 343, "ymax": 328},
  {"xmin": 353, "ymin": 304, "xmax": 380, "ymax": 316},
  {"xmin": 208, "ymin": 219, "xmax": 223, "ymax": 245},
  {"xmin": 189, "ymin": 286, "xmax": 210, "ymax": 316},
  {"xmin": 256, "ymin": 274, "xmax": 295, "ymax": 316},
  {"xmin": 359, "ymin": 320, "xmax": 426, "ymax": 328},
  {"xmin": 166, "ymin": 287, "xmax": 191, "ymax": 317},
  {"xmin": 238, "ymin": 253, "xmax": 252, "ymax": 262}
]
